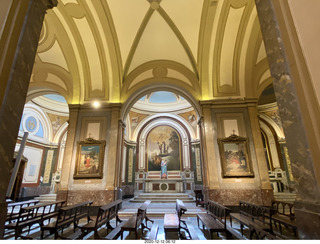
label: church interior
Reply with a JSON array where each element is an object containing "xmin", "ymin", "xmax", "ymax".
[{"xmin": 0, "ymin": 0, "xmax": 320, "ymax": 240}]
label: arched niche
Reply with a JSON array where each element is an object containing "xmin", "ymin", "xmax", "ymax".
[{"xmin": 137, "ymin": 117, "xmax": 191, "ymax": 171}]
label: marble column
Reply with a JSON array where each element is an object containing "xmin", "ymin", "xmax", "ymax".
[
  {"xmin": 0, "ymin": 0, "xmax": 57, "ymax": 238},
  {"xmin": 256, "ymin": 0, "xmax": 320, "ymax": 238}
]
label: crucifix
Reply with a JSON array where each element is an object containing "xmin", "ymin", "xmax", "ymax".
[{"xmin": 232, "ymin": 129, "xmax": 236, "ymax": 135}]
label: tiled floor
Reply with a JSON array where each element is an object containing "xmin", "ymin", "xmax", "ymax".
[{"xmin": 3, "ymin": 199, "xmax": 299, "ymax": 241}]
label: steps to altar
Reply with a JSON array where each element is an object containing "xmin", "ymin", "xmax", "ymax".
[
  {"xmin": 34, "ymin": 193, "xmax": 57, "ymax": 203},
  {"xmin": 119, "ymin": 198, "xmax": 205, "ymax": 218},
  {"xmin": 273, "ymin": 192, "xmax": 296, "ymax": 203},
  {"xmin": 130, "ymin": 193, "xmax": 195, "ymax": 203}
]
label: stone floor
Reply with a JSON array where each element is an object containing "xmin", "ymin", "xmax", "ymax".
[{"xmin": 3, "ymin": 198, "xmax": 299, "ymax": 241}]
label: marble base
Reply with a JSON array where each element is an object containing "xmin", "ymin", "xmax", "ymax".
[
  {"xmin": 208, "ymin": 189, "xmax": 274, "ymax": 206},
  {"xmin": 57, "ymin": 190, "xmax": 115, "ymax": 206}
]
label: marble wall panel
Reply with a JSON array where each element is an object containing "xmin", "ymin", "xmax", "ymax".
[
  {"xmin": 209, "ymin": 188, "xmax": 273, "ymax": 206},
  {"xmin": 65, "ymin": 190, "xmax": 115, "ymax": 206}
]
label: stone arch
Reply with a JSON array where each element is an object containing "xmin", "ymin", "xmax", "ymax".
[{"xmin": 121, "ymin": 86, "xmax": 201, "ymax": 123}]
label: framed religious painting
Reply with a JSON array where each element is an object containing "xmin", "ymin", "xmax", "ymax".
[
  {"xmin": 217, "ymin": 134, "xmax": 254, "ymax": 178},
  {"xmin": 146, "ymin": 125, "xmax": 182, "ymax": 179},
  {"xmin": 73, "ymin": 138, "xmax": 106, "ymax": 179}
]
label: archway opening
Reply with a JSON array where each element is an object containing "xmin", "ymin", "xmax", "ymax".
[
  {"xmin": 11, "ymin": 93, "xmax": 69, "ymax": 202},
  {"xmin": 257, "ymin": 84, "xmax": 296, "ymax": 200},
  {"xmin": 121, "ymin": 91, "xmax": 203, "ymax": 202}
]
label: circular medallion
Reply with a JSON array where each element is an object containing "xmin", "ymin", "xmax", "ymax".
[
  {"xmin": 25, "ymin": 116, "xmax": 37, "ymax": 132},
  {"xmin": 160, "ymin": 183, "xmax": 168, "ymax": 191}
]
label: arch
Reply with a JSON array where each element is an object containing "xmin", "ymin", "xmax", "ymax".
[
  {"xmin": 132, "ymin": 113, "xmax": 197, "ymax": 141},
  {"xmin": 259, "ymin": 112, "xmax": 285, "ymax": 140},
  {"xmin": 20, "ymin": 103, "xmax": 53, "ymax": 144},
  {"xmin": 53, "ymin": 122, "xmax": 69, "ymax": 144},
  {"xmin": 259, "ymin": 119, "xmax": 282, "ymax": 169},
  {"xmin": 121, "ymin": 86, "xmax": 201, "ymax": 122},
  {"xmin": 26, "ymin": 87, "xmax": 71, "ymax": 104}
]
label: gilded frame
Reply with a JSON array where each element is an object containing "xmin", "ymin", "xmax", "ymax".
[
  {"xmin": 73, "ymin": 138, "xmax": 106, "ymax": 179},
  {"xmin": 218, "ymin": 134, "xmax": 254, "ymax": 178}
]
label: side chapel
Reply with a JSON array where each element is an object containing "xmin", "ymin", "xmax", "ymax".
[{"xmin": 0, "ymin": 0, "xmax": 319, "ymax": 239}]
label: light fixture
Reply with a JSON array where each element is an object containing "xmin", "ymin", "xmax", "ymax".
[{"xmin": 92, "ymin": 101, "xmax": 101, "ymax": 108}]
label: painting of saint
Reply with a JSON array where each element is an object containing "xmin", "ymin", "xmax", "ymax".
[{"xmin": 147, "ymin": 126, "xmax": 181, "ymax": 172}]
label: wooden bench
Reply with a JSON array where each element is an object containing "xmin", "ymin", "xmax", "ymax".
[
  {"xmin": 79, "ymin": 199, "xmax": 122, "ymax": 239},
  {"xmin": 185, "ymin": 221, "xmax": 200, "ymax": 240},
  {"xmin": 163, "ymin": 199, "xmax": 190, "ymax": 239},
  {"xmin": 194, "ymin": 189, "xmax": 205, "ymax": 207},
  {"xmin": 196, "ymin": 200, "xmax": 231, "ymax": 239},
  {"xmin": 5, "ymin": 200, "xmax": 66, "ymax": 239},
  {"xmin": 226, "ymin": 224, "xmax": 248, "ymax": 240},
  {"xmin": 120, "ymin": 200, "xmax": 153, "ymax": 239},
  {"xmin": 105, "ymin": 222, "xmax": 125, "ymax": 240},
  {"xmin": 249, "ymin": 223, "xmax": 282, "ymax": 240},
  {"xmin": 40, "ymin": 201, "xmax": 93, "ymax": 239},
  {"xmin": 229, "ymin": 201, "xmax": 272, "ymax": 239},
  {"xmin": 271, "ymin": 200, "xmax": 298, "ymax": 237},
  {"xmin": 6, "ymin": 200, "xmax": 40, "ymax": 224}
]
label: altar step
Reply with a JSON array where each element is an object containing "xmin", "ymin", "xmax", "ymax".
[
  {"xmin": 130, "ymin": 193, "xmax": 195, "ymax": 203},
  {"xmin": 273, "ymin": 192, "xmax": 296, "ymax": 203},
  {"xmin": 34, "ymin": 194, "xmax": 57, "ymax": 203}
]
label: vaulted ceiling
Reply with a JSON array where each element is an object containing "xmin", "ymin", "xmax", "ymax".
[{"xmin": 27, "ymin": 0, "xmax": 272, "ymax": 106}]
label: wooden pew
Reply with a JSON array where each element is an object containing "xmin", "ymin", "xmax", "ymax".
[
  {"xmin": 249, "ymin": 223, "xmax": 282, "ymax": 240},
  {"xmin": 163, "ymin": 199, "xmax": 190, "ymax": 239},
  {"xmin": 196, "ymin": 200, "xmax": 231, "ymax": 239},
  {"xmin": 105, "ymin": 222, "xmax": 125, "ymax": 240},
  {"xmin": 271, "ymin": 200, "xmax": 298, "ymax": 237},
  {"xmin": 194, "ymin": 189, "xmax": 205, "ymax": 207},
  {"xmin": 6, "ymin": 200, "xmax": 40, "ymax": 224},
  {"xmin": 229, "ymin": 201, "xmax": 272, "ymax": 239},
  {"xmin": 40, "ymin": 201, "xmax": 93, "ymax": 239},
  {"xmin": 185, "ymin": 221, "xmax": 200, "ymax": 240},
  {"xmin": 147, "ymin": 223, "xmax": 159, "ymax": 240},
  {"xmin": 78, "ymin": 199, "xmax": 122, "ymax": 239},
  {"xmin": 5, "ymin": 200, "xmax": 66, "ymax": 239},
  {"xmin": 120, "ymin": 200, "xmax": 153, "ymax": 239},
  {"xmin": 226, "ymin": 223, "xmax": 248, "ymax": 240}
]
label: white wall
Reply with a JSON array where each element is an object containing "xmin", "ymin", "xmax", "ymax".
[{"xmin": 288, "ymin": 0, "xmax": 320, "ymax": 107}]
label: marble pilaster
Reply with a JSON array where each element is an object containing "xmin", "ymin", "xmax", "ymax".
[
  {"xmin": 255, "ymin": 0, "xmax": 320, "ymax": 238},
  {"xmin": 247, "ymin": 103, "xmax": 273, "ymax": 191},
  {"xmin": 57, "ymin": 105, "xmax": 80, "ymax": 193},
  {"xmin": 200, "ymin": 104, "xmax": 219, "ymax": 189},
  {"xmin": 0, "ymin": 0, "xmax": 57, "ymax": 237},
  {"xmin": 105, "ymin": 106, "xmax": 121, "ymax": 193}
]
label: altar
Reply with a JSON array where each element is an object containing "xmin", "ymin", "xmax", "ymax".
[{"xmin": 135, "ymin": 170, "xmax": 194, "ymax": 193}]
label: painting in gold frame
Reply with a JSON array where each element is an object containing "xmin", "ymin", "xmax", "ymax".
[
  {"xmin": 218, "ymin": 134, "xmax": 254, "ymax": 178},
  {"xmin": 73, "ymin": 138, "xmax": 106, "ymax": 179}
]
